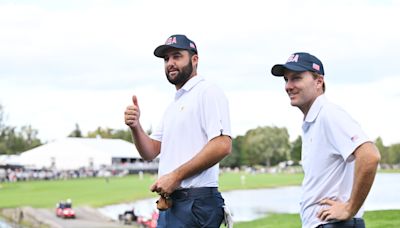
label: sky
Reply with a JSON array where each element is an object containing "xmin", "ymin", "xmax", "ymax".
[{"xmin": 0, "ymin": 0, "xmax": 399, "ymax": 146}]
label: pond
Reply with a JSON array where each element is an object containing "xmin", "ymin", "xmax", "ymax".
[
  {"xmin": 98, "ymin": 173, "xmax": 400, "ymax": 222},
  {"xmin": 0, "ymin": 219, "xmax": 14, "ymax": 228}
]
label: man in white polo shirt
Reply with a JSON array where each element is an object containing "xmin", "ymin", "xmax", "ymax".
[
  {"xmin": 270, "ymin": 52, "xmax": 380, "ymax": 228},
  {"xmin": 124, "ymin": 34, "xmax": 232, "ymax": 227}
]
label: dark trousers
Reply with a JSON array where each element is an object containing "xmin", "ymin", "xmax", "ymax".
[
  {"xmin": 316, "ymin": 218, "xmax": 365, "ymax": 228},
  {"xmin": 157, "ymin": 187, "xmax": 225, "ymax": 228}
]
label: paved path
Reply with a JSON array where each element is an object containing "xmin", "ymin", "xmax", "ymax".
[{"xmin": 2, "ymin": 207, "xmax": 134, "ymax": 228}]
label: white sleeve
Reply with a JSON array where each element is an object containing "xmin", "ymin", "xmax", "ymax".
[
  {"xmin": 150, "ymin": 112, "xmax": 164, "ymax": 142},
  {"xmin": 324, "ymin": 106, "xmax": 370, "ymax": 161},
  {"xmin": 200, "ymin": 85, "xmax": 232, "ymax": 141}
]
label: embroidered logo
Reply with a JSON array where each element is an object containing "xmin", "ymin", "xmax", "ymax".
[
  {"xmin": 351, "ymin": 135, "xmax": 359, "ymax": 142},
  {"xmin": 286, "ymin": 54, "xmax": 299, "ymax": 63},
  {"xmin": 312, "ymin": 63, "xmax": 320, "ymax": 71},
  {"xmin": 165, "ymin": 36, "xmax": 177, "ymax": 45}
]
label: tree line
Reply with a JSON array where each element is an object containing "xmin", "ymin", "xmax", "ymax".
[
  {"xmin": 1, "ymin": 104, "xmax": 399, "ymax": 167},
  {"xmin": 0, "ymin": 105, "xmax": 42, "ymax": 154}
]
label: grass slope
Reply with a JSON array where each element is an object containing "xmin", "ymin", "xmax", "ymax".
[{"xmin": 234, "ymin": 210, "xmax": 400, "ymax": 228}]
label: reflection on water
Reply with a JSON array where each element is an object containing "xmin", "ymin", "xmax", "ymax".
[
  {"xmin": 98, "ymin": 197, "xmax": 158, "ymax": 222},
  {"xmin": 364, "ymin": 173, "xmax": 400, "ymax": 210},
  {"xmin": 98, "ymin": 173, "xmax": 400, "ymax": 222},
  {"xmin": 0, "ymin": 220, "xmax": 11, "ymax": 228},
  {"xmin": 223, "ymin": 186, "xmax": 301, "ymax": 222}
]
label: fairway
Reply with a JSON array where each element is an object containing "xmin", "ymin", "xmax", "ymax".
[
  {"xmin": 0, "ymin": 174, "xmax": 157, "ymax": 208},
  {"xmin": 1, "ymin": 172, "xmax": 399, "ymax": 227},
  {"xmin": 234, "ymin": 210, "xmax": 400, "ymax": 228},
  {"xmin": 0, "ymin": 172, "xmax": 304, "ymax": 208}
]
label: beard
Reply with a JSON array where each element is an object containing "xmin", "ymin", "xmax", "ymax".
[{"xmin": 165, "ymin": 59, "xmax": 193, "ymax": 86}]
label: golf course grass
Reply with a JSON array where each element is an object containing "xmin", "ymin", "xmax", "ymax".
[
  {"xmin": 0, "ymin": 172, "xmax": 399, "ymax": 227},
  {"xmin": 0, "ymin": 172, "xmax": 304, "ymax": 208},
  {"xmin": 234, "ymin": 210, "xmax": 400, "ymax": 228}
]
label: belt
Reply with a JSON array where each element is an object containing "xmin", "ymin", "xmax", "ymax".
[
  {"xmin": 171, "ymin": 187, "xmax": 219, "ymax": 200},
  {"xmin": 316, "ymin": 218, "xmax": 365, "ymax": 228}
]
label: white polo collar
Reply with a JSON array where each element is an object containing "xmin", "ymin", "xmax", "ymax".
[
  {"xmin": 175, "ymin": 75, "xmax": 204, "ymax": 100},
  {"xmin": 304, "ymin": 94, "xmax": 327, "ymax": 123}
]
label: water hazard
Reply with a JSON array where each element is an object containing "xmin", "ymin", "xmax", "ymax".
[{"xmin": 99, "ymin": 173, "xmax": 400, "ymax": 222}]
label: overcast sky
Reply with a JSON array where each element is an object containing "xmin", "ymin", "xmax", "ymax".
[{"xmin": 0, "ymin": 0, "xmax": 399, "ymax": 145}]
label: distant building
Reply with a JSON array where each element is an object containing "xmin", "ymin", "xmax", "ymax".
[{"xmin": 1, "ymin": 137, "xmax": 158, "ymax": 172}]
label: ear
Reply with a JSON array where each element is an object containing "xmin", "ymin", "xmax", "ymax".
[
  {"xmin": 316, "ymin": 76, "xmax": 324, "ymax": 89},
  {"xmin": 191, "ymin": 54, "xmax": 198, "ymax": 64}
]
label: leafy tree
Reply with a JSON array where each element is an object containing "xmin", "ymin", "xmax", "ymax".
[
  {"xmin": 19, "ymin": 125, "xmax": 41, "ymax": 149},
  {"xmin": 85, "ymin": 126, "xmax": 133, "ymax": 142},
  {"xmin": 0, "ymin": 104, "xmax": 5, "ymax": 131},
  {"xmin": 242, "ymin": 126, "xmax": 290, "ymax": 167},
  {"xmin": 290, "ymin": 135, "xmax": 302, "ymax": 163},
  {"xmin": 0, "ymin": 125, "xmax": 41, "ymax": 154},
  {"xmin": 87, "ymin": 126, "xmax": 115, "ymax": 138},
  {"xmin": 68, "ymin": 123, "xmax": 82, "ymax": 137},
  {"xmin": 387, "ymin": 143, "xmax": 400, "ymax": 165},
  {"xmin": 0, "ymin": 105, "xmax": 42, "ymax": 154},
  {"xmin": 111, "ymin": 129, "xmax": 133, "ymax": 143},
  {"xmin": 375, "ymin": 137, "xmax": 389, "ymax": 164},
  {"xmin": 220, "ymin": 135, "xmax": 244, "ymax": 168}
]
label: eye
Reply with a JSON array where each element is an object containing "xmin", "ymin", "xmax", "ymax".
[
  {"xmin": 173, "ymin": 53, "xmax": 182, "ymax": 60},
  {"xmin": 293, "ymin": 75, "xmax": 302, "ymax": 81}
]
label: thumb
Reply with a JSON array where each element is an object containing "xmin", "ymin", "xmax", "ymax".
[
  {"xmin": 150, "ymin": 182, "xmax": 157, "ymax": 192},
  {"xmin": 132, "ymin": 95, "xmax": 139, "ymax": 107}
]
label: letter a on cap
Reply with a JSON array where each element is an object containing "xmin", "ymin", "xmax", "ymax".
[
  {"xmin": 287, "ymin": 54, "xmax": 299, "ymax": 63},
  {"xmin": 166, "ymin": 37, "xmax": 177, "ymax": 45}
]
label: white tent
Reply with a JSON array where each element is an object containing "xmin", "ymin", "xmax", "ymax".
[{"xmin": 6, "ymin": 137, "xmax": 141, "ymax": 170}]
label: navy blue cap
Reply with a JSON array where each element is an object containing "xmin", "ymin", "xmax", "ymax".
[
  {"xmin": 154, "ymin": 34, "xmax": 197, "ymax": 58},
  {"xmin": 271, "ymin": 52, "xmax": 324, "ymax": 76}
]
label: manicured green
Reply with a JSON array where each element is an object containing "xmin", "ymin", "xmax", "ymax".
[
  {"xmin": 234, "ymin": 210, "xmax": 400, "ymax": 228},
  {"xmin": 0, "ymin": 175, "xmax": 157, "ymax": 208},
  {"xmin": 234, "ymin": 213, "xmax": 300, "ymax": 228},
  {"xmin": 1, "ymin": 172, "xmax": 398, "ymax": 227},
  {"xmin": 379, "ymin": 169, "xmax": 400, "ymax": 173},
  {"xmin": 0, "ymin": 172, "xmax": 303, "ymax": 208},
  {"xmin": 364, "ymin": 210, "xmax": 400, "ymax": 228}
]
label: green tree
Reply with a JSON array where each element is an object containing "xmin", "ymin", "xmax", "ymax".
[
  {"xmin": 0, "ymin": 104, "xmax": 5, "ymax": 131},
  {"xmin": 290, "ymin": 135, "xmax": 302, "ymax": 163},
  {"xmin": 0, "ymin": 125, "xmax": 41, "ymax": 154},
  {"xmin": 86, "ymin": 126, "xmax": 133, "ymax": 142},
  {"xmin": 242, "ymin": 126, "xmax": 290, "ymax": 167},
  {"xmin": 387, "ymin": 143, "xmax": 400, "ymax": 165},
  {"xmin": 111, "ymin": 129, "xmax": 133, "ymax": 143},
  {"xmin": 0, "ymin": 104, "xmax": 6, "ymax": 154},
  {"xmin": 375, "ymin": 137, "xmax": 389, "ymax": 164},
  {"xmin": 0, "ymin": 105, "xmax": 42, "ymax": 154},
  {"xmin": 87, "ymin": 127, "xmax": 113, "ymax": 138},
  {"xmin": 220, "ymin": 135, "xmax": 244, "ymax": 168},
  {"xmin": 68, "ymin": 123, "xmax": 82, "ymax": 137}
]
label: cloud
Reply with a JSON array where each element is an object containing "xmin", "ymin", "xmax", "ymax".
[{"xmin": 0, "ymin": 0, "xmax": 399, "ymax": 145}]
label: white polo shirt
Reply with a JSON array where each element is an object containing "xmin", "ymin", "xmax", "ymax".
[
  {"xmin": 151, "ymin": 75, "xmax": 231, "ymax": 188},
  {"xmin": 300, "ymin": 95, "xmax": 370, "ymax": 228}
]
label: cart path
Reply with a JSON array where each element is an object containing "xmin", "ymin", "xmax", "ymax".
[{"xmin": 2, "ymin": 207, "xmax": 131, "ymax": 228}]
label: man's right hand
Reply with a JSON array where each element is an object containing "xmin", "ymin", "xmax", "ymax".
[{"xmin": 124, "ymin": 95, "xmax": 140, "ymax": 128}]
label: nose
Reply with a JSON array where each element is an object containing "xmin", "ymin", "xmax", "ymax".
[
  {"xmin": 285, "ymin": 79, "xmax": 293, "ymax": 92},
  {"xmin": 165, "ymin": 57, "xmax": 175, "ymax": 67}
]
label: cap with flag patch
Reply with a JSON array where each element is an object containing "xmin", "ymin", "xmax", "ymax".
[
  {"xmin": 154, "ymin": 34, "xmax": 197, "ymax": 58},
  {"xmin": 271, "ymin": 52, "xmax": 324, "ymax": 76}
]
